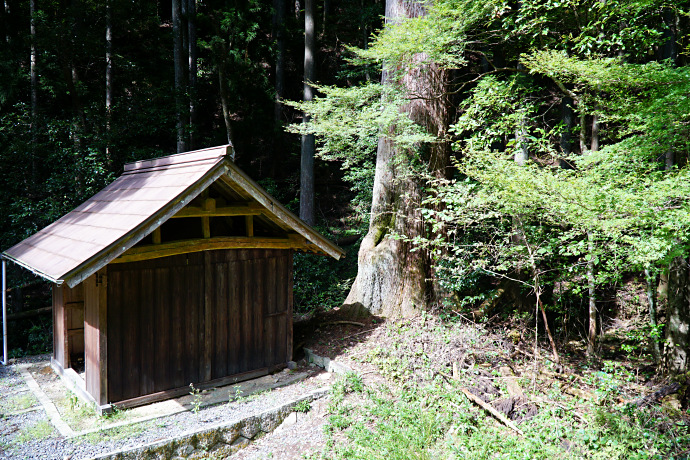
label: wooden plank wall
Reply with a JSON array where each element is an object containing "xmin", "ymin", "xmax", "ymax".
[
  {"xmin": 107, "ymin": 249, "xmax": 292, "ymax": 403},
  {"xmin": 53, "ymin": 283, "xmax": 84, "ymax": 369}
]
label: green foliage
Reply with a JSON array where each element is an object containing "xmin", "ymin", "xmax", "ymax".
[{"xmin": 294, "ymin": 399, "xmax": 311, "ymax": 413}]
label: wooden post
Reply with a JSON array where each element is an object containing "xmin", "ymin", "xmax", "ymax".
[
  {"xmin": 245, "ymin": 215, "xmax": 254, "ymax": 237},
  {"xmin": 2, "ymin": 259, "xmax": 7, "ymax": 365},
  {"xmin": 152, "ymin": 227, "xmax": 161, "ymax": 244},
  {"xmin": 84, "ymin": 269, "xmax": 108, "ymax": 408},
  {"xmin": 286, "ymin": 250, "xmax": 293, "ymax": 363},
  {"xmin": 202, "ymin": 198, "xmax": 215, "ymax": 239}
]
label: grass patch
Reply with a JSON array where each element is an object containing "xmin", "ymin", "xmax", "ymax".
[
  {"xmin": 0, "ymin": 392, "xmax": 38, "ymax": 413},
  {"xmin": 13, "ymin": 419, "xmax": 55, "ymax": 443}
]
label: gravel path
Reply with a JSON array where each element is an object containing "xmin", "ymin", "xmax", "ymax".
[{"xmin": 0, "ymin": 357, "xmax": 331, "ymax": 460}]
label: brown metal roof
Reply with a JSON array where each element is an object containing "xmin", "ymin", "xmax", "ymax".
[{"xmin": 3, "ymin": 145, "xmax": 344, "ymax": 287}]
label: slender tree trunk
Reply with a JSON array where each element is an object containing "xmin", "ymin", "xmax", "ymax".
[
  {"xmin": 514, "ymin": 110, "xmax": 529, "ymax": 166},
  {"xmin": 560, "ymin": 96, "xmax": 573, "ymax": 155},
  {"xmin": 273, "ymin": 0, "xmax": 286, "ymax": 126},
  {"xmin": 105, "ymin": 0, "xmax": 113, "ymax": 166},
  {"xmin": 662, "ymin": 7, "xmax": 678, "ymax": 66},
  {"xmin": 666, "ymin": 257, "xmax": 690, "ymax": 374},
  {"xmin": 590, "ymin": 113, "xmax": 599, "ymax": 152},
  {"xmin": 299, "ymin": 0, "xmax": 315, "ymax": 225},
  {"xmin": 218, "ymin": 65, "xmax": 235, "ymax": 149},
  {"xmin": 645, "ymin": 267, "xmax": 662, "ymax": 363},
  {"xmin": 187, "ymin": 0, "xmax": 197, "ymax": 149},
  {"xmin": 344, "ymin": 0, "xmax": 450, "ymax": 318},
  {"xmin": 172, "ymin": 0, "xmax": 186, "ymax": 152},
  {"xmin": 29, "ymin": 0, "xmax": 38, "ymax": 186},
  {"xmin": 585, "ymin": 114, "xmax": 599, "ymax": 357}
]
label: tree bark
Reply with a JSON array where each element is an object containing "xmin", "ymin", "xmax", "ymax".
[
  {"xmin": 172, "ymin": 0, "xmax": 186, "ymax": 152},
  {"xmin": 666, "ymin": 257, "xmax": 690, "ymax": 374},
  {"xmin": 585, "ymin": 115, "xmax": 599, "ymax": 357},
  {"xmin": 105, "ymin": 0, "xmax": 113, "ymax": 166},
  {"xmin": 299, "ymin": 0, "xmax": 315, "ymax": 225},
  {"xmin": 645, "ymin": 267, "xmax": 662, "ymax": 363},
  {"xmin": 272, "ymin": 0, "xmax": 286, "ymax": 126},
  {"xmin": 187, "ymin": 0, "xmax": 197, "ymax": 149},
  {"xmin": 343, "ymin": 0, "xmax": 450, "ymax": 318},
  {"xmin": 29, "ymin": 0, "xmax": 38, "ymax": 188},
  {"xmin": 218, "ymin": 65, "xmax": 235, "ymax": 148}
]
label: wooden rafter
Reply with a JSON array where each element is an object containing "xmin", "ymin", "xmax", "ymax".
[{"xmin": 112, "ymin": 235, "xmax": 308, "ymax": 264}]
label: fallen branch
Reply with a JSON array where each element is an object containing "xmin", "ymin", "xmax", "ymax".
[
  {"xmin": 321, "ymin": 321, "xmax": 366, "ymax": 328},
  {"xmin": 460, "ymin": 388, "xmax": 524, "ymax": 435},
  {"xmin": 635, "ymin": 382, "xmax": 681, "ymax": 407}
]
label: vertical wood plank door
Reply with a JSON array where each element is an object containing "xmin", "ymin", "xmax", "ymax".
[{"xmin": 106, "ymin": 249, "xmax": 292, "ymax": 403}]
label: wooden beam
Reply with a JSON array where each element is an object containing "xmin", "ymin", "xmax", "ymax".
[
  {"xmin": 152, "ymin": 227, "xmax": 161, "ymax": 244},
  {"xmin": 172, "ymin": 202, "xmax": 262, "ymax": 218},
  {"xmin": 112, "ymin": 236, "xmax": 308, "ymax": 264},
  {"xmin": 245, "ymin": 215, "xmax": 254, "ymax": 237}
]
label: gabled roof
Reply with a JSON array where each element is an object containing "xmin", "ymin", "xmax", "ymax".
[{"xmin": 2, "ymin": 145, "xmax": 344, "ymax": 287}]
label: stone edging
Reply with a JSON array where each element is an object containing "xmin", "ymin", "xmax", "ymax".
[
  {"xmin": 303, "ymin": 348, "xmax": 353, "ymax": 375},
  {"xmin": 89, "ymin": 387, "xmax": 329, "ymax": 460}
]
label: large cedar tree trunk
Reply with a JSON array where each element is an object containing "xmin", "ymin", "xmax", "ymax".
[{"xmin": 344, "ymin": 0, "xmax": 450, "ymax": 318}]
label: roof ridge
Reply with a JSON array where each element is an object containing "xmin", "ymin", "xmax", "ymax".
[{"xmin": 123, "ymin": 145, "xmax": 232, "ymax": 173}]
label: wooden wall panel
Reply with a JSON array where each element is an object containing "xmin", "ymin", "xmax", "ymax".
[{"xmin": 106, "ymin": 249, "xmax": 292, "ymax": 404}]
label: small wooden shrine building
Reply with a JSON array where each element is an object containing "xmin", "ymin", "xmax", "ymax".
[{"xmin": 1, "ymin": 145, "xmax": 343, "ymax": 411}]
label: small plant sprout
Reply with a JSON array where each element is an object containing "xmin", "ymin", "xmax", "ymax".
[{"xmin": 189, "ymin": 383, "xmax": 203, "ymax": 414}]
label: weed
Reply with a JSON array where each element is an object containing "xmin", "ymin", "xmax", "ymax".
[
  {"xmin": 294, "ymin": 399, "xmax": 311, "ymax": 413},
  {"xmin": 189, "ymin": 383, "xmax": 203, "ymax": 414}
]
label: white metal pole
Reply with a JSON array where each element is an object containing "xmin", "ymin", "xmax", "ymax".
[{"xmin": 2, "ymin": 259, "xmax": 7, "ymax": 365}]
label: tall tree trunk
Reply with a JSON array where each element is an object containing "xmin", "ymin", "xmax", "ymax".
[
  {"xmin": 273, "ymin": 0, "xmax": 285, "ymax": 126},
  {"xmin": 344, "ymin": 0, "xmax": 450, "ymax": 318},
  {"xmin": 662, "ymin": 7, "xmax": 678, "ymax": 66},
  {"xmin": 645, "ymin": 267, "xmax": 662, "ymax": 363},
  {"xmin": 560, "ymin": 96, "xmax": 573, "ymax": 155},
  {"xmin": 590, "ymin": 113, "xmax": 599, "ymax": 152},
  {"xmin": 585, "ymin": 114, "xmax": 599, "ymax": 357},
  {"xmin": 172, "ymin": 0, "xmax": 186, "ymax": 152},
  {"xmin": 187, "ymin": 0, "xmax": 197, "ymax": 149},
  {"xmin": 299, "ymin": 0, "xmax": 315, "ymax": 225},
  {"xmin": 218, "ymin": 65, "xmax": 235, "ymax": 149},
  {"xmin": 105, "ymin": 0, "xmax": 113, "ymax": 167},
  {"xmin": 514, "ymin": 110, "xmax": 529, "ymax": 166},
  {"xmin": 30, "ymin": 0, "xmax": 38, "ymax": 186},
  {"xmin": 666, "ymin": 257, "xmax": 690, "ymax": 374}
]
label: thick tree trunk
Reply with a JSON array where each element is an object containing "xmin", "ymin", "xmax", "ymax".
[
  {"xmin": 299, "ymin": 0, "xmax": 315, "ymax": 225},
  {"xmin": 344, "ymin": 0, "xmax": 450, "ymax": 318},
  {"xmin": 172, "ymin": 0, "xmax": 186, "ymax": 152},
  {"xmin": 666, "ymin": 257, "xmax": 690, "ymax": 374}
]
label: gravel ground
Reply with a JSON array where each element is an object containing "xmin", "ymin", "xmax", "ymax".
[
  {"xmin": 0, "ymin": 356, "xmax": 331, "ymax": 460},
  {"xmin": 231, "ymin": 396, "xmax": 330, "ymax": 460}
]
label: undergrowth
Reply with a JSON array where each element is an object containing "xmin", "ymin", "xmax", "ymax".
[{"xmin": 316, "ymin": 318, "xmax": 690, "ymax": 459}]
